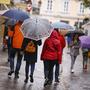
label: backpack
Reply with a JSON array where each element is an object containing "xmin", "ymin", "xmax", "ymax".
[{"xmin": 25, "ymin": 41, "xmax": 36, "ymax": 53}]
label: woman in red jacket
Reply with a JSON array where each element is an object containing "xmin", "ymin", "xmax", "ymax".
[{"xmin": 41, "ymin": 30, "xmax": 62, "ymax": 86}]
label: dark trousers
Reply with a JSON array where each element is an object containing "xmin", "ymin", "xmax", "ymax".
[
  {"xmin": 55, "ymin": 63, "xmax": 59, "ymax": 81},
  {"xmin": 83, "ymin": 52, "xmax": 88, "ymax": 69},
  {"xmin": 44, "ymin": 60, "xmax": 59, "ymax": 81},
  {"xmin": 9, "ymin": 48, "xmax": 23, "ymax": 75},
  {"xmin": 25, "ymin": 61, "xmax": 35, "ymax": 78}
]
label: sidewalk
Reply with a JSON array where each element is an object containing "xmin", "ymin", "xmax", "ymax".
[{"xmin": 0, "ymin": 40, "xmax": 90, "ymax": 90}]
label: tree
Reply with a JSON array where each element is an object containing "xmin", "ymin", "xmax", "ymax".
[
  {"xmin": 75, "ymin": 0, "xmax": 90, "ymax": 7},
  {"xmin": 83, "ymin": 0, "xmax": 90, "ymax": 7}
]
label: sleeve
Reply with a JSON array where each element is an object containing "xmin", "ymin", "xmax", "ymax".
[
  {"xmin": 8, "ymin": 27, "xmax": 14, "ymax": 38},
  {"xmin": 21, "ymin": 38, "xmax": 28, "ymax": 51},
  {"xmin": 62, "ymin": 36, "xmax": 66, "ymax": 48},
  {"xmin": 55, "ymin": 41, "xmax": 62, "ymax": 64}
]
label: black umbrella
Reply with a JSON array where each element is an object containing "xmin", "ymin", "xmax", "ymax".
[{"xmin": 65, "ymin": 30, "xmax": 85, "ymax": 36}]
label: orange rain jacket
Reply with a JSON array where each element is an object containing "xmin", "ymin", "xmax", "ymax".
[{"xmin": 8, "ymin": 22, "xmax": 24, "ymax": 49}]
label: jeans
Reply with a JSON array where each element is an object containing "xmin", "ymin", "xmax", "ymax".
[
  {"xmin": 25, "ymin": 61, "xmax": 35, "ymax": 78},
  {"xmin": 83, "ymin": 52, "xmax": 88, "ymax": 69},
  {"xmin": 71, "ymin": 55, "xmax": 77, "ymax": 69},
  {"xmin": 55, "ymin": 63, "xmax": 59, "ymax": 81},
  {"xmin": 9, "ymin": 48, "xmax": 23, "ymax": 75},
  {"xmin": 44, "ymin": 60, "xmax": 59, "ymax": 81}
]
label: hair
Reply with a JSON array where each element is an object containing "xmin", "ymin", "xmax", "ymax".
[
  {"xmin": 72, "ymin": 34, "xmax": 79, "ymax": 41},
  {"xmin": 54, "ymin": 28, "xmax": 59, "ymax": 32}
]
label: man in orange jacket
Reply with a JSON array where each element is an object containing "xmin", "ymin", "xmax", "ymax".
[{"xmin": 8, "ymin": 21, "xmax": 24, "ymax": 79}]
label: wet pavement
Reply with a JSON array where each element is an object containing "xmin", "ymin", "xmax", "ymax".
[{"xmin": 0, "ymin": 39, "xmax": 90, "ymax": 90}]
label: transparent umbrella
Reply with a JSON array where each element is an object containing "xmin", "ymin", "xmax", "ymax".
[
  {"xmin": 21, "ymin": 17, "xmax": 53, "ymax": 40},
  {"xmin": 52, "ymin": 21, "xmax": 74, "ymax": 31}
]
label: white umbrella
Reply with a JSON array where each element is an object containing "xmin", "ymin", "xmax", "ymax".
[{"xmin": 21, "ymin": 17, "xmax": 53, "ymax": 40}]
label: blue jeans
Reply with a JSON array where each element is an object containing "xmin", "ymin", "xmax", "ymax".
[
  {"xmin": 9, "ymin": 48, "xmax": 23, "ymax": 74},
  {"xmin": 25, "ymin": 61, "xmax": 35, "ymax": 78}
]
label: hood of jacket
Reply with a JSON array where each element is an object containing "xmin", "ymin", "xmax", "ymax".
[{"xmin": 50, "ymin": 30, "xmax": 59, "ymax": 39}]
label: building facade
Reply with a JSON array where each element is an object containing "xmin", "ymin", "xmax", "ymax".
[{"xmin": 40, "ymin": 0, "xmax": 90, "ymax": 26}]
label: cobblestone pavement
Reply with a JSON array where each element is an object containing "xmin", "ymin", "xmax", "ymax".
[{"xmin": 0, "ymin": 39, "xmax": 90, "ymax": 90}]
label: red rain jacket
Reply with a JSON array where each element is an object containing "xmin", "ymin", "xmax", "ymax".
[{"xmin": 41, "ymin": 30, "xmax": 62, "ymax": 64}]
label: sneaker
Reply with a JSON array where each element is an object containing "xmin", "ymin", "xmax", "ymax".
[
  {"xmin": 30, "ymin": 75, "xmax": 34, "ymax": 83},
  {"xmin": 8, "ymin": 71, "xmax": 14, "ymax": 77},
  {"xmin": 71, "ymin": 69, "xmax": 74, "ymax": 73}
]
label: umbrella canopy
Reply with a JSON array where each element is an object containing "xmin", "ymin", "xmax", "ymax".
[
  {"xmin": 65, "ymin": 30, "xmax": 85, "ymax": 36},
  {"xmin": 79, "ymin": 36, "xmax": 90, "ymax": 49},
  {"xmin": 2, "ymin": 8, "xmax": 29, "ymax": 21},
  {"xmin": 51, "ymin": 22, "xmax": 74, "ymax": 31},
  {"xmin": 21, "ymin": 17, "xmax": 53, "ymax": 40},
  {"xmin": 6, "ymin": 19, "xmax": 17, "ymax": 26}
]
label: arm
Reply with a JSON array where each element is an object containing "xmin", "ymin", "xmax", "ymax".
[{"xmin": 55, "ymin": 41, "xmax": 62, "ymax": 64}]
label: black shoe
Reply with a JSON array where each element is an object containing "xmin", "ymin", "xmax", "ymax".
[
  {"xmin": 8, "ymin": 71, "xmax": 14, "ymax": 77},
  {"xmin": 44, "ymin": 79, "xmax": 52, "ymax": 87},
  {"xmin": 14, "ymin": 74, "xmax": 19, "ymax": 79},
  {"xmin": 55, "ymin": 79, "xmax": 60, "ymax": 83},
  {"xmin": 24, "ymin": 78, "xmax": 28, "ymax": 83},
  {"xmin": 30, "ymin": 75, "xmax": 34, "ymax": 83}
]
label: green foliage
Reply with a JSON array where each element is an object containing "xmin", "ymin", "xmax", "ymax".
[{"xmin": 83, "ymin": 0, "xmax": 90, "ymax": 7}]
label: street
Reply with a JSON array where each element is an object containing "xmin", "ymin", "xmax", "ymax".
[{"xmin": 0, "ymin": 38, "xmax": 90, "ymax": 90}]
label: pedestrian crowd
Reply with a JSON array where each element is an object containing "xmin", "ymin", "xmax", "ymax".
[{"xmin": 1, "ymin": 19, "xmax": 90, "ymax": 87}]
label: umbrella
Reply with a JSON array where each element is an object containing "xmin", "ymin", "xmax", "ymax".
[
  {"xmin": 79, "ymin": 36, "xmax": 90, "ymax": 49},
  {"xmin": 6, "ymin": 19, "xmax": 17, "ymax": 26},
  {"xmin": 21, "ymin": 17, "xmax": 53, "ymax": 40},
  {"xmin": 65, "ymin": 30, "xmax": 85, "ymax": 36},
  {"xmin": 51, "ymin": 22, "xmax": 74, "ymax": 31},
  {"xmin": 2, "ymin": 8, "xmax": 29, "ymax": 21}
]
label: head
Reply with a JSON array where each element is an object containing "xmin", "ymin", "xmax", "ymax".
[{"xmin": 73, "ymin": 34, "xmax": 79, "ymax": 41}]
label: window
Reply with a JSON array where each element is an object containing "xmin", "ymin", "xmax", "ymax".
[
  {"xmin": 80, "ymin": 3, "xmax": 84, "ymax": 14},
  {"xmin": 64, "ymin": 1, "xmax": 69, "ymax": 13},
  {"xmin": 47, "ymin": 0, "xmax": 53, "ymax": 11}
]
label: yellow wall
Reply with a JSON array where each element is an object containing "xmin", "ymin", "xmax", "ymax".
[{"xmin": 0, "ymin": 0, "xmax": 10, "ymax": 4}]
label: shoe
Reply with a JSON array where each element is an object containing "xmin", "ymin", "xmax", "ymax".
[
  {"xmin": 24, "ymin": 78, "xmax": 28, "ymax": 83},
  {"xmin": 55, "ymin": 79, "xmax": 60, "ymax": 83},
  {"xmin": 84, "ymin": 64, "xmax": 87, "ymax": 69},
  {"xmin": 8, "ymin": 71, "xmax": 14, "ymax": 77},
  {"xmin": 30, "ymin": 75, "xmax": 34, "ymax": 83},
  {"xmin": 71, "ymin": 69, "xmax": 74, "ymax": 73},
  {"xmin": 44, "ymin": 79, "xmax": 52, "ymax": 87},
  {"xmin": 14, "ymin": 74, "xmax": 19, "ymax": 79}
]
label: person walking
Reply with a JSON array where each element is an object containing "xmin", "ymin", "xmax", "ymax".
[
  {"xmin": 69, "ymin": 34, "xmax": 80, "ymax": 73},
  {"xmin": 41, "ymin": 30, "xmax": 62, "ymax": 86},
  {"xmin": 54, "ymin": 28, "xmax": 66, "ymax": 81},
  {"xmin": 8, "ymin": 21, "xmax": 24, "ymax": 79},
  {"xmin": 22, "ymin": 38, "xmax": 42, "ymax": 83}
]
